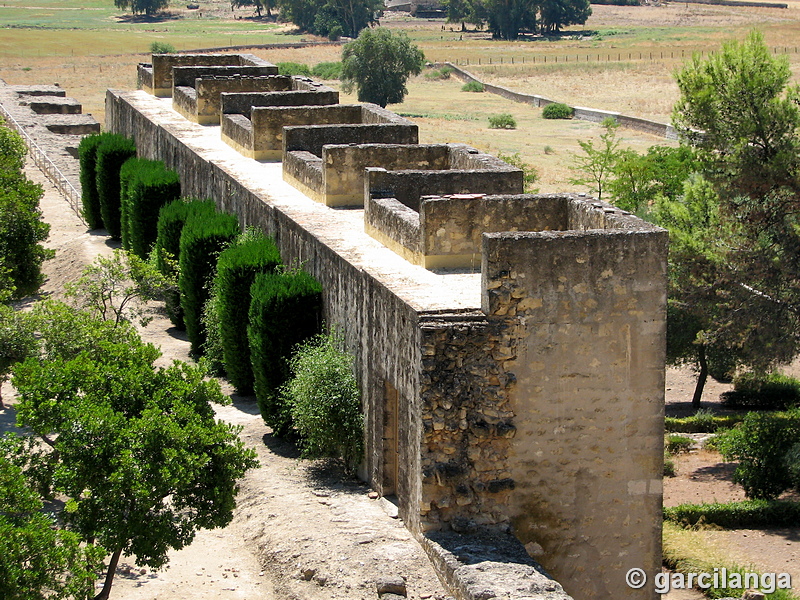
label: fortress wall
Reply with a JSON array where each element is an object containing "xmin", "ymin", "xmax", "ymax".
[
  {"xmin": 482, "ymin": 228, "xmax": 667, "ymax": 600},
  {"xmin": 105, "ymin": 88, "xmax": 429, "ymax": 533},
  {"xmin": 220, "ymin": 89, "xmax": 340, "ymax": 115}
]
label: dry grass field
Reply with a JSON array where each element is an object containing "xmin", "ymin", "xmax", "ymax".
[{"xmin": 3, "ymin": 0, "xmax": 800, "ymax": 191}]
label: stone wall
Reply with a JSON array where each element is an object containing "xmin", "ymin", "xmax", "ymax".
[
  {"xmin": 139, "ymin": 52, "xmax": 273, "ymax": 96},
  {"xmin": 482, "ymin": 224, "xmax": 667, "ymax": 600},
  {"xmin": 365, "ymin": 167, "xmax": 523, "ymax": 213},
  {"xmin": 194, "ymin": 75, "xmax": 291, "ymax": 124},
  {"xmin": 106, "ymin": 88, "xmax": 666, "ymax": 600},
  {"xmin": 220, "ymin": 87, "xmax": 339, "ymax": 116}
]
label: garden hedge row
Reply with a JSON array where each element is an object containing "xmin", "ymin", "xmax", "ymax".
[
  {"xmin": 248, "ymin": 270, "xmax": 323, "ymax": 433},
  {"xmin": 95, "ymin": 134, "xmax": 136, "ymax": 240},
  {"xmin": 77, "ymin": 133, "xmax": 111, "ymax": 229},
  {"xmin": 178, "ymin": 210, "xmax": 240, "ymax": 354},
  {"xmin": 124, "ymin": 161, "xmax": 181, "ymax": 259},
  {"xmin": 214, "ymin": 231, "xmax": 282, "ymax": 395}
]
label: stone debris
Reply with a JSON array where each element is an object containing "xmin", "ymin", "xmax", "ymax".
[{"xmin": 375, "ymin": 575, "xmax": 407, "ymax": 596}]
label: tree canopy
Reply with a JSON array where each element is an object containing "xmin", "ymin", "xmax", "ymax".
[
  {"xmin": 672, "ymin": 31, "xmax": 800, "ymax": 374},
  {"xmin": 341, "ymin": 27, "xmax": 425, "ymax": 108},
  {"xmin": 444, "ymin": 0, "xmax": 591, "ymax": 39},
  {"xmin": 276, "ymin": 0, "xmax": 381, "ymax": 39},
  {"xmin": 113, "ymin": 0, "xmax": 169, "ymax": 16},
  {"xmin": 12, "ymin": 307, "xmax": 259, "ymax": 600}
]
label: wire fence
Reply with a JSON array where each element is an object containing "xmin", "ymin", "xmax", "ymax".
[
  {"xmin": 0, "ymin": 102, "xmax": 85, "ymax": 223},
  {"xmin": 438, "ymin": 46, "xmax": 800, "ymax": 67}
]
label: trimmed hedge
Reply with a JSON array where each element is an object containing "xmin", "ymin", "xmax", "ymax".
[
  {"xmin": 248, "ymin": 270, "xmax": 323, "ymax": 433},
  {"xmin": 664, "ymin": 499, "xmax": 800, "ymax": 529},
  {"xmin": 77, "ymin": 133, "xmax": 110, "ymax": 229},
  {"xmin": 214, "ymin": 231, "xmax": 282, "ymax": 395},
  {"xmin": 155, "ymin": 198, "xmax": 216, "ymax": 329},
  {"xmin": 722, "ymin": 371, "xmax": 800, "ymax": 410},
  {"xmin": 178, "ymin": 209, "xmax": 240, "ymax": 354},
  {"xmin": 95, "ymin": 134, "xmax": 136, "ymax": 240},
  {"xmin": 126, "ymin": 162, "xmax": 181, "ymax": 259},
  {"xmin": 119, "ymin": 157, "xmax": 152, "ymax": 251}
]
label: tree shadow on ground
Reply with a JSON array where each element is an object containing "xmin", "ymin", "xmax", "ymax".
[{"xmin": 116, "ymin": 12, "xmax": 183, "ymax": 23}]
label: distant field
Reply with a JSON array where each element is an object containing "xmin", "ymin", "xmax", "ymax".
[{"xmin": 2, "ymin": 0, "xmax": 800, "ymax": 192}]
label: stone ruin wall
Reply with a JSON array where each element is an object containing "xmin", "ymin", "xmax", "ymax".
[{"xmin": 106, "ymin": 86, "xmax": 666, "ymax": 600}]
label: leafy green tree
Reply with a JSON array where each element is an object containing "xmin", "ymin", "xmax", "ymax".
[
  {"xmin": 539, "ymin": 0, "xmax": 591, "ymax": 34},
  {"xmin": 485, "ymin": 0, "xmax": 537, "ymax": 40},
  {"xmin": 569, "ymin": 117, "xmax": 621, "ymax": 201},
  {"xmin": 65, "ymin": 248, "xmax": 173, "ymax": 327},
  {"xmin": 277, "ymin": 0, "xmax": 380, "ymax": 39},
  {"xmin": 0, "ymin": 123, "xmax": 53, "ymax": 299},
  {"xmin": 0, "ymin": 305, "xmax": 37, "ymax": 408},
  {"xmin": 232, "ymin": 0, "xmax": 274, "ymax": 16},
  {"xmin": 341, "ymin": 27, "xmax": 425, "ymax": 108},
  {"xmin": 673, "ymin": 30, "xmax": 800, "ymax": 372},
  {"xmin": 114, "ymin": 0, "xmax": 169, "ymax": 15},
  {"xmin": 443, "ymin": 0, "xmax": 488, "ymax": 30},
  {"xmin": 0, "ymin": 437, "xmax": 105, "ymax": 600},
  {"xmin": 13, "ymin": 329, "xmax": 259, "ymax": 600}
]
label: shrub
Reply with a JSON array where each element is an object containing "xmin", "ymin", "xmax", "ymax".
[
  {"xmin": 663, "ymin": 452, "xmax": 676, "ymax": 477},
  {"xmin": 283, "ymin": 332, "xmax": 363, "ymax": 472},
  {"xmin": 154, "ymin": 198, "xmax": 216, "ymax": 329},
  {"xmin": 716, "ymin": 408, "xmax": 800, "ymax": 499},
  {"xmin": 461, "ymin": 80, "xmax": 484, "ymax": 92},
  {"xmin": 0, "ymin": 125, "xmax": 52, "ymax": 299},
  {"xmin": 544, "ymin": 145, "xmax": 555, "ymax": 155},
  {"xmin": 722, "ymin": 371, "xmax": 800, "ymax": 410},
  {"xmin": 497, "ymin": 151, "xmax": 538, "ymax": 192},
  {"xmin": 248, "ymin": 270, "xmax": 322, "ymax": 433},
  {"xmin": 95, "ymin": 134, "xmax": 136, "ymax": 240},
  {"xmin": 424, "ymin": 66, "xmax": 454, "ymax": 80},
  {"xmin": 276, "ymin": 62, "xmax": 312, "ymax": 77},
  {"xmin": 311, "ymin": 61, "xmax": 342, "ymax": 80},
  {"xmin": 178, "ymin": 210, "xmax": 240, "ymax": 354},
  {"xmin": 150, "ymin": 41, "xmax": 176, "ymax": 53},
  {"xmin": 77, "ymin": 133, "xmax": 110, "ymax": 229},
  {"xmin": 125, "ymin": 162, "xmax": 181, "ymax": 259},
  {"xmin": 214, "ymin": 230, "xmax": 281, "ymax": 395},
  {"xmin": 542, "ymin": 102, "xmax": 574, "ymax": 119},
  {"xmin": 0, "ymin": 305, "xmax": 37, "ymax": 406},
  {"xmin": 666, "ymin": 434, "xmax": 693, "ymax": 454},
  {"xmin": 119, "ymin": 157, "xmax": 152, "ymax": 251},
  {"xmin": 665, "ymin": 410, "xmax": 743, "ymax": 433},
  {"xmin": 200, "ymin": 279, "xmax": 225, "ymax": 376},
  {"xmin": 664, "ymin": 499, "xmax": 800, "ymax": 529},
  {"xmin": 0, "ymin": 119, "xmax": 26, "ymax": 170},
  {"xmin": 488, "ymin": 113, "xmax": 516, "ymax": 129}
]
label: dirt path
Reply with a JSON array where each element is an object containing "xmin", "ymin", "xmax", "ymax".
[{"xmin": 12, "ymin": 161, "xmax": 451, "ymax": 600}]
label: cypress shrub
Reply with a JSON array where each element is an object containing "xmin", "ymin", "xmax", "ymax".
[
  {"xmin": 154, "ymin": 198, "xmax": 216, "ymax": 329},
  {"xmin": 178, "ymin": 210, "xmax": 240, "ymax": 354},
  {"xmin": 119, "ymin": 157, "xmax": 153, "ymax": 251},
  {"xmin": 95, "ymin": 134, "xmax": 136, "ymax": 240},
  {"xmin": 77, "ymin": 133, "xmax": 111, "ymax": 229},
  {"xmin": 214, "ymin": 231, "xmax": 282, "ymax": 395},
  {"xmin": 248, "ymin": 270, "xmax": 323, "ymax": 433},
  {"xmin": 127, "ymin": 164, "xmax": 181, "ymax": 259}
]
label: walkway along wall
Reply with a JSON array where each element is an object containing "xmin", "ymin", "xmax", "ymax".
[{"xmin": 106, "ymin": 88, "xmax": 667, "ymax": 600}]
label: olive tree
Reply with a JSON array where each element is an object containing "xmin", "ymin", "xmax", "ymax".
[{"xmin": 341, "ymin": 27, "xmax": 425, "ymax": 108}]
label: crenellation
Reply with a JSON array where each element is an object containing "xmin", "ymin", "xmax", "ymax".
[{"xmin": 104, "ymin": 53, "xmax": 668, "ymax": 599}]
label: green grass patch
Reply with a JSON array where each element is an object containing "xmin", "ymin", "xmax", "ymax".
[{"xmin": 664, "ymin": 499, "xmax": 800, "ymax": 529}]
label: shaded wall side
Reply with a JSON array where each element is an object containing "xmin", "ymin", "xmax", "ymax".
[
  {"xmin": 482, "ymin": 230, "xmax": 667, "ymax": 600},
  {"xmin": 105, "ymin": 90, "xmax": 424, "ymax": 526},
  {"xmin": 221, "ymin": 90, "xmax": 340, "ymax": 115}
]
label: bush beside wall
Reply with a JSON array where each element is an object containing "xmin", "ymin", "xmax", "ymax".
[
  {"xmin": 119, "ymin": 157, "xmax": 152, "ymax": 251},
  {"xmin": 95, "ymin": 134, "xmax": 136, "ymax": 240},
  {"xmin": 77, "ymin": 133, "xmax": 110, "ymax": 230},
  {"xmin": 248, "ymin": 270, "xmax": 322, "ymax": 433},
  {"xmin": 126, "ymin": 164, "xmax": 181, "ymax": 259},
  {"xmin": 154, "ymin": 198, "xmax": 217, "ymax": 329},
  {"xmin": 214, "ymin": 231, "xmax": 282, "ymax": 395},
  {"xmin": 178, "ymin": 210, "xmax": 239, "ymax": 353}
]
